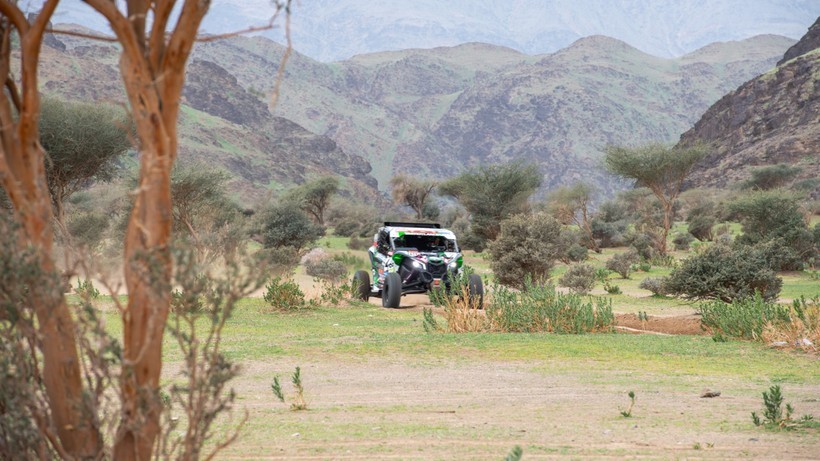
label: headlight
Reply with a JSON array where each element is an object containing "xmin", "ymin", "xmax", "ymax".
[
  {"xmin": 412, "ymin": 260, "xmax": 423, "ymax": 269},
  {"xmin": 448, "ymin": 261, "xmax": 458, "ymax": 271}
]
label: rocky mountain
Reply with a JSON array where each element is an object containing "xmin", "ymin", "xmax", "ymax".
[
  {"xmin": 679, "ymin": 19, "xmax": 820, "ymax": 190},
  {"xmin": 36, "ymin": 29, "xmax": 380, "ymax": 203},
  {"xmin": 37, "ymin": 24, "xmax": 794, "ymax": 200},
  {"xmin": 53, "ymin": 0, "xmax": 817, "ymax": 61}
]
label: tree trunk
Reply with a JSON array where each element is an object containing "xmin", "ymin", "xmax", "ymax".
[
  {"xmin": 0, "ymin": 1, "xmax": 103, "ymax": 456},
  {"xmin": 112, "ymin": 53, "xmax": 175, "ymax": 461}
]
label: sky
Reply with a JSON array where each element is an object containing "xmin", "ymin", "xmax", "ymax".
[{"xmin": 48, "ymin": 1, "xmax": 819, "ymax": 61}]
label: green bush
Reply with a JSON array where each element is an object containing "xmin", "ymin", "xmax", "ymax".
[
  {"xmin": 740, "ymin": 164, "xmax": 801, "ymax": 191},
  {"xmin": 488, "ymin": 213, "xmax": 567, "ymax": 289},
  {"xmin": 698, "ymin": 292, "xmax": 790, "ymax": 341},
  {"xmin": 258, "ymin": 203, "xmax": 323, "ymax": 251},
  {"xmin": 565, "ymin": 243, "xmax": 588, "ymax": 262},
  {"xmin": 624, "ymin": 230, "xmax": 659, "ymax": 261},
  {"xmin": 687, "ymin": 213, "xmax": 715, "ymax": 241},
  {"xmin": 486, "ymin": 281, "xmax": 613, "ymax": 334},
  {"xmin": 263, "ymin": 277, "xmax": 306, "ymax": 311},
  {"xmin": 664, "ymin": 244, "xmax": 782, "ymax": 302},
  {"xmin": 559, "ymin": 263, "xmax": 596, "ymax": 294},
  {"xmin": 638, "ymin": 277, "xmax": 667, "ymax": 297},
  {"xmin": 606, "ymin": 249, "xmax": 639, "ymax": 279},
  {"xmin": 729, "ymin": 190, "xmax": 815, "ymax": 269},
  {"xmin": 672, "ymin": 232, "xmax": 695, "ymax": 251}
]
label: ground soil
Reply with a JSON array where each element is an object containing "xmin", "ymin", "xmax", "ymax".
[
  {"xmin": 212, "ymin": 294, "xmax": 818, "ymax": 460},
  {"xmin": 219, "ymin": 357, "xmax": 819, "ymax": 460}
]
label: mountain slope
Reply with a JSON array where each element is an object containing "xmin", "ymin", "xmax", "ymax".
[
  {"xmin": 38, "ymin": 26, "xmax": 795, "ymax": 199},
  {"xmin": 679, "ymin": 21, "xmax": 820, "ymax": 191},
  {"xmin": 394, "ymin": 35, "xmax": 795, "ymax": 192},
  {"xmin": 36, "ymin": 29, "xmax": 380, "ymax": 203}
]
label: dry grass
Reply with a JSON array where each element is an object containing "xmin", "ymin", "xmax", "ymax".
[{"xmin": 762, "ymin": 298, "xmax": 820, "ymax": 353}]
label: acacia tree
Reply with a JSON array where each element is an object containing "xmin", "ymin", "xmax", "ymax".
[
  {"xmin": 40, "ymin": 96, "xmax": 132, "ymax": 226},
  {"xmin": 546, "ymin": 182, "xmax": 600, "ymax": 252},
  {"xmin": 1, "ymin": 1, "xmax": 291, "ymax": 459},
  {"xmin": 0, "ymin": 2, "xmax": 102, "ymax": 458},
  {"xmin": 390, "ymin": 174, "xmax": 437, "ymax": 219},
  {"xmin": 284, "ymin": 176, "xmax": 339, "ymax": 225},
  {"xmin": 439, "ymin": 161, "xmax": 541, "ymax": 241},
  {"xmin": 604, "ymin": 143, "xmax": 707, "ymax": 255}
]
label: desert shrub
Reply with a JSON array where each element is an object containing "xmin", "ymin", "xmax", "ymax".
[
  {"xmin": 650, "ymin": 253, "xmax": 679, "ymax": 268},
  {"xmin": 672, "ymin": 232, "xmax": 694, "ymax": 251},
  {"xmin": 590, "ymin": 199, "xmax": 631, "ymax": 248},
  {"xmin": 559, "ymin": 263, "xmax": 596, "ymax": 294},
  {"xmin": 698, "ymin": 292, "xmax": 791, "ymax": 342},
  {"xmin": 740, "ymin": 164, "xmax": 801, "ymax": 191},
  {"xmin": 488, "ymin": 213, "xmax": 567, "ymax": 289},
  {"xmin": 751, "ymin": 239, "xmax": 805, "ymax": 272},
  {"xmin": 636, "ymin": 261, "xmax": 652, "ymax": 272},
  {"xmin": 665, "ymin": 244, "xmax": 782, "ymax": 302},
  {"xmin": 304, "ymin": 258, "xmax": 348, "ymax": 281},
  {"xmin": 606, "ymin": 249, "xmax": 639, "ymax": 279},
  {"xmin": 332, "ymin": 219, "xmax": 363, "ymax": 237},
  {"xmin": 332, "ymin": 251, "xmax": 366, "ymax": 269},
  {"xmin": 751, "ymin": 385, "xmax": 816, "ymax": 430},
  {"xmin": 761, "ymin": 297, "xmax": 819, "ymax": 352},
  {"xmin": 729, "ymin": 190, "xmax": 815, "ymax": 268},
  {"xmin": 262, "ymin": 277, "xmax": 305, "ymax": 311},
  {"xmin": 604, "ymin": 283, "xmax": 622, "ymax": 294},
  {"xmin": 258, "ymin": 202, "xmax": 323, "ymax": 251},
  {"xmin": 624, "ymin": 230, "xmax": 659, "ymax": 261},
  {"xmin": 687, "ymin": 213, "xmax": 715, "ymax": 241},
  {"xmin": 309, "ymin": 278, "xmax": 355, "ymax": 307},
  {"xmin": 347, "ymin": 234, "xmax": 371, "ymax": 251},
  {"xmin": 255, "ymin": 246, "xmax": 300, "ymax": 275},
  {"xmin": 565, "ymin": 243, "xmax": 589, "ymax": 262},
  {"xmin": 450, "ymin": 217, "xmax": 486, "ymax": 252},
  {"xmin": 639, "ymin": 277, "xmax": 668, "ymax": 296},
  {"xmin": 485, "ymin": 281, "xmax": 614, "ymax": 334}
]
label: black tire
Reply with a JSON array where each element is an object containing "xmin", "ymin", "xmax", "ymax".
[
  {"xmin": 382, "ymin": 272, "xmax": 402, "ymax": 308},
  {"xmin": 352, "ymin": 270, "xmax": 370, "ymax": 301},
  {"xmin": 467, "ymin": 274, "xmax": 484, "ymax": 309}
]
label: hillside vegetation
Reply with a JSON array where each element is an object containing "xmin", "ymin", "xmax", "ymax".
[{"xmin": 38, "ymin": 27, "xmax": 793, "ymax": 198}]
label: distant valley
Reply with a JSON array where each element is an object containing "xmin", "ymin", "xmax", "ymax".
[{"xmin": 39, "ymin": 26, "xmax": 796, "ymax": 201}]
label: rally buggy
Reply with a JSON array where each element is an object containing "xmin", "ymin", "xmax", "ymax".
[{"xmin": 351, "ymin": 222, "xmax": 483, "ymax": 308}]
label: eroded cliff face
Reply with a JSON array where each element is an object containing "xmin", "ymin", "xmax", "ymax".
[
  {"xmin": 778, "ymin": 17, "xmax": 820, "ymax": 66},
  {"xmin": 680, "ymin": 20, "xmax": 820, "ymax": 192}
]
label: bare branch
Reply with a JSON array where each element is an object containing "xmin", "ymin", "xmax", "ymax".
[{"xmin": 48, "ymin": 27, "xmax": 118, "ymax": 42}]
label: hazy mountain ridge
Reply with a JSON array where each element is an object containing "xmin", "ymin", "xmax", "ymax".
[
  {"xmin": 187, "ymin": 33, "xmax": 793, "ymax": 191},
  {"xmin": 198, "ymin": 0, "xmax": 817, "ymax": 61},
  {"xmin": 37, "ymin": 24, "xmax": 795, "ymax": 199}
]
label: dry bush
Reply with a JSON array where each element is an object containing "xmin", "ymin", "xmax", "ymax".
[{"xmin": 762, "ymin": 297, "xmax": 819, "ymax": 353}]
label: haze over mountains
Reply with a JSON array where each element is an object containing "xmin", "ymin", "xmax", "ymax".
[
  {"xmin": 37, "ymin": 24, "xmax": 797, "ymax": 201},
  {"xmin": 53, "ymin": 0, "xmax": 817, "ymax": 61}
]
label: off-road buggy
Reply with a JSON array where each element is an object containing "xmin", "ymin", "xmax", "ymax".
[{"xmin": 351, "ymin": 222, "xmax": 483, "ymax": 308}]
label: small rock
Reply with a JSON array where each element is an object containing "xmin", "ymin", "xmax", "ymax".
[
  {"xmin": 701, "ymin": 390, "xmax": 721, "ymax": 398},
  {"xmin": 771, "ymin": 341, "xmax": 788, "ymax": 347},
  {"xmin": 291, "ymin": 432, "xmax": 300, "ymax": 438}
]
